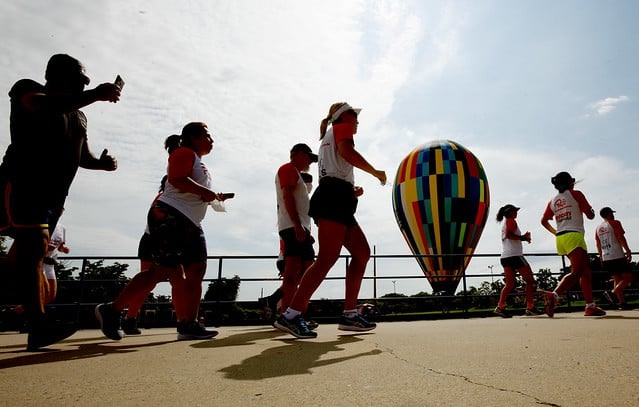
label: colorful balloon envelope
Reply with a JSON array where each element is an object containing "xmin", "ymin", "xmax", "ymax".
[{"xmin": 392, "ymin": 140, "xmax": 490, "ymax": 295}]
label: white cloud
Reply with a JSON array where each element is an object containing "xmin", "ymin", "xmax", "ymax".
[
  {"xmin": 1, "ymin": 2, "xmax": 639, "ymax": 300},
  {"xmin": 588, "ymin": 95, "xmax": 630, "ymax": 116}
]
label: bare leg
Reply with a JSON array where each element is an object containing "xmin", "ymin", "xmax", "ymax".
[
  {"xmin": 289, "ymin": 219, "xmax": 346, "ymax": 313},
  {"xmin": 554, "ymin": 248, "xmax": 590, "ymax": 301},
  {"xmin": 613, "ymin": 272, "xmax": 633, "ymax": 303},
  {"xmin": 279, "ymin": 256, "xmax": 305, "ymax": 314},
  {"xmin": 497, "ymin": 267, "xmax": 516, "ymax": 309},
  {"xmin": 518, "ymin": 265, "xmax": 537, "ymax": 309},
  {"xmin": 342, "ymin": 224, "xmax": 371, "ymax": 311},
  {"xmin": 113, "ymin": 265, "xmax": 170, "ymax": 315},
  {"xmin": 183, "ymin": 262, "xmax": 206, "ymax": 322},
  {"xmin": 12, "ymin": 229, "xmax": 48, "ymax": 320}
]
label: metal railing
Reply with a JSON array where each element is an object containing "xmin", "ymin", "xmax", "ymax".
[{"xmin": 1, "ymin": 251, "xmax": 635, "ymax": 328}]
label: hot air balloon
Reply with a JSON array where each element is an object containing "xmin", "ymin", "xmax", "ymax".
[{"xmin": 392, "ymin": 140, "xmax": 490, "ymax": 295}]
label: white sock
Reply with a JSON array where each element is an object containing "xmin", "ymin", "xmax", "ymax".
[
  {"xmin": 283, "ymin": 308, "xmax": 301, "ymax": 320},
  {"xmin": 343, "ymin": 309, "xmax": 358, "ymax": 318},
  {"xmin": 586, "ymin": 303, "xmax": 596, "ymax": 308}
]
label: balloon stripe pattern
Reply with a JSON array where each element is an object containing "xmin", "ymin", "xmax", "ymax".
[{"xmin": 393, "ymin": 140, "xmax": 490, "ymax": 294}]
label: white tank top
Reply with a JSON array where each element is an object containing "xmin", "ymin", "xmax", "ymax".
[
  {"xmin": 549, "ymin": 190, "xmax": 585, "ymax": 233},
  {"xmin": 159, "ymin": 149, "xmax": 211, "ymax": 226},
  {"xmin": 275, "ymin": 163, "xmax": 311, "ymax": 231},
  {"xmin": 500, "ymin": 220, "xmax": 523, "ymax": 258},
  {"xmin": 318, "ymin": 126, "xmax": 354, "ymax": 185},
  {"xmin": 596, "ymin": 221, "xmax": 625, "ymax": 260}
]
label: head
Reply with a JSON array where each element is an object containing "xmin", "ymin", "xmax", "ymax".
[
  {"xmin": 45, "ymin": 54, "xmax": 90, "ymax": 93},
  {"xmin": 180, "ymin": 122, "xmax": 213, "ymax": 156},
  {"xmin": 290, "ymin": 143, "xmax": 318, "ymax": 172},
  {"xmin": 164, "ymin": 134, "xmax": 182, "ymax": 154},
  {"xmin": 599, "ymin": 207, "xmax": 615, "ymax": 220},
  {"xmin": 551, "ymin": 171, "xmax": 576, "ymax": 193},
  {"xmin": 496, "ymin": 204, "xmax": 520, "ymax": 222},
  {"xmin": 319, "ymin": 102, "xmax": 361, "ymax": 139}
]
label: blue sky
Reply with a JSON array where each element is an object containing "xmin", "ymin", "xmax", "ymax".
[{"xmin": 1, "ymin": 1, "xmax": 637, "ymax": 301}]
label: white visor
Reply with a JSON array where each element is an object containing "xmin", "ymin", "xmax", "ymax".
[{"xmin": 330, "ymin": 103, "xmax": 362, "ymax": 123}]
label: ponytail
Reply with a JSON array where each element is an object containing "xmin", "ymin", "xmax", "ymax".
[
  {"xmin": 319, "ymin": 117, "xmax": 330, "ymax": 139},
  {"xmin": 320, "ymin": 102, "xmax": 347, "ymax": 139}
]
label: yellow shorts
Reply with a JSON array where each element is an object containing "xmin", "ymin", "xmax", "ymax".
[{"xmin": 556, "ymin": 231, "xmax": 587, "ymax": 256}]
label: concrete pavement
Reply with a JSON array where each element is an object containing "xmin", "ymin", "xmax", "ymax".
[{"xmin": 1, "ymin": 310, "xmax": 638, "ymax": 406}]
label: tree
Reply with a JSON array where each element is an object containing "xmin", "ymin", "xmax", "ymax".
[
  {"xmin": 490, "ymin": 280, "xmax": 504, "ymax": 295},
  {"xmin": 477, "ymin": 281, "xmax": 493, "ymax": 296},
  {"xmin": 55, "ymin": 259, "xmax": 77, "ymax": 281},
  {"xmin": 379, "ymin": 292, "xmax": 407, "ymax": 298},
  {"xmin": 76, "ymin": 260, "xmax": 130, "ymax": 303},
  {"xmin": 204, "ymin": 275, "xmax": 241, "ymax": 302},
  {"xmin": 202, "ymin": 275, "xmax": 242, "ymax": 325},
  {"xmin": 0, "ymin": 236, "xmax": 9, "ymax": 255},
  {"xmin": 535, "ymin": 268, "xmax": 558, "ymax": 291},
  {"xmin": 52, "ymin": 260, "xmax": 79, "ymax": 305}
]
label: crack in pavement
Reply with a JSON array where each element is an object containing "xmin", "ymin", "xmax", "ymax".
[{"xmin": 374, "ymin": 342, "xmax": 561, "ymax": 407}]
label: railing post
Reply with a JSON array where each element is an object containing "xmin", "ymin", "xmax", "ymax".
[
  {"xmin": 212, "ymin": 257, "xmax": 223, "ymax": 326},
  {"xmin": 462, "ymin": 268, "xmax": 468, "ymax": 317},
  {"xmin": 76, "ymin": 258, "xmax": 89, "ymax": 324},
  {"xmin": 560, "ymin": 255, "xmax": 571, "ymax": 308},
  {"xmin": 373, "ymin": 245, "xmax": 377, "ymax": 302}
]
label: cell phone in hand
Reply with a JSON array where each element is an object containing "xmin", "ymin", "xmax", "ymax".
[
  {"xmin": 114, "ymin": 75, "xmax": 125, "ymax": 90},
  {"xmin": 221, "ymin": 193, "xmax": 235, "ymax": 199}
]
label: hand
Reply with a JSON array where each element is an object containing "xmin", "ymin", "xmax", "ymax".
[
  {"xmin": 353, "ymin": 186, "xmax": 364, "ymax": 197},
  {"xmin": 99, "ymin": 149, "xmax": 117, "ymax": 171},
  {"xmin": 522, "ymin": 231, "xmax": 531, "ymax": 243},
  {"xmin": 203, "ymin": 191, "xmax": 221, "ymax": 203},
  {"xmin": 375, "ymin": 169, "xmax": 387, "ymax": 186},
  {"xmin": 626, "ymin": 252, "xmax": 632, "ymax": 262},
  {"xmin": 93, "ymin": 83, "xmax": 121, "ymax": 103}
]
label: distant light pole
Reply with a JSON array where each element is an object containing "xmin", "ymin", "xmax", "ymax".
[
  {"xmin": 392, "ymin": 280, "xmax": 397, "ymax": 294},
  {"xmin": 488, "ymin": 265, "xmax": 494, "ymax": 284}
]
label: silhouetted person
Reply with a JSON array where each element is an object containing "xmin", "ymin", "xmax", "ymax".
[{"xmin": 0, "ymin": 54, "xmax": 120, "ymax": 350}]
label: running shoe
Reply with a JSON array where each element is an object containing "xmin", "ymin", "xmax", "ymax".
[
  {"xmin": 525, "ymin": 307, "xmax": 543, "ymax": 316},
  {"xmin": 584, "ymin": 305, "xmax": 606, "ymax": 317},
  {"xmin": 274, "ymin": 315, "xmax": 317, "ymax": 339},
  {"xmin": 177, "ymin": 320, "xmax": 218, "ymax": 340},
  {"xmin": 493, "ymin": 307, "xmax": 512, "ymax": 318},
  {"xmin": 305, "ymin": 319, "xmax": 319, "ymax": 330},
  {"xmin": 338, "ymin": 314, "xmax": 377, "ymax": 332},
  {"xmin": 544, "ymin": 291, "xmax": 557, "ymax": 318},
  {"xmin": 122, "ymin": 317, "xmax": 142, "ymax": 335},
  {"xmin": 618, "ymin": 302, "xmax": 632, "ymax": 310},
  {"xmin": 27, "ymin": 319, "xmax": 77, "ymax": 351},
  {"xmin": 95, "ymin": 303, "xmax": 125, "ymax": 340}
]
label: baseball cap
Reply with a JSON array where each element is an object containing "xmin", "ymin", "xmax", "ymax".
[
  {"xmin": 290, "ymin": 143, "xmax": 318, "ymax": 163},
  {"xmin": 502, "ymin": 204, "xmax": 520, "ymax": 214},
  {"xmin": 45, "ymin": 54, "xmax": 90, "ymax": 85},
  {"xmin": 551, "ymin": 171, "xmax": 576, "ymax": 189},
  {"xmin": 600, "ymin": 207, "xmax": 615, "ymax": 217},
  {"xmin": 330, "ymin": 102, "xmax": 362, "ymax": 123}
]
